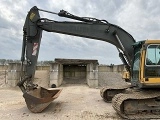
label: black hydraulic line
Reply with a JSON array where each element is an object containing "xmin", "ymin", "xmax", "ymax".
[
  {"xmin": 39, "ymin": 7, "xmax": 107, "ymax": 23},
  {"xmin": 116, "ymin": 46, "xmax": 130, "ymax": 73},
  {"xmin": 38, "ymin": 8, "xmax": 58, "ymax": 15},
  {"xmin": 119, "ymin": 52, "xmax": 130, "ymax": 73},
  {"xmin": 113, "ymin": 31, "xmax": 132, "ymax": 65},
  {"xmin": 39, "ymin": 7, "xmax": 95, "ymax": 22},
  {"xmin": 58, "ymin": 10, "xmax": 93, "ymax": 22}
]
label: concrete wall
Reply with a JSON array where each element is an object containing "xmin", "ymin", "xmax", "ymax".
[
  {"xmin": 4, "ymin": 62, "xmax": 126, "ymax": 88},
  {"xmin": 34, "ymin": 70, "xmax": 50, "ymax": 88},
  {"xmin": 63, "ymin": 65, "xmax": 86, "ymax": 84},
  {"xmin": 49, "ymin": 63, "xmax": 63, "ymax": 87},
  {"xmin": 36, "ymin": 66, "xmax": 50, "ymax": 70},
  {"xmin": 6, "ymin": 64, "xmax": 51, "ymax": 87},
  {"xmin": 63, "ymin": 65, "xmax": 86, "ymax": 79},
  {"xmin": 0, "ymin": 65, "xmax": 8, "ymax": 71},
  {"xmin": 87, "ymin": 63, "xmax": 98, "ymax": 88},
  {"xmin": 58, "ymin": 64, "xmax": 63, "ymax": 86},
  {"xmin": 7, "ymin": 63, "xmax": 21, "ymax": 87},
  {"xmin": 49, "ymin": 63, "xmax": 99, "ymax": 88},
  {"xmin": 1, "ymin": 64, "xmax": 126, "ymax": 73},
  {"xmin": 98, "ymin": 64, "xmax": 125, "ymax": 73}
]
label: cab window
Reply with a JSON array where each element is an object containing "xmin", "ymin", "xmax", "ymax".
[
  {"xmin": 132, "ymin": 51, "xmax": 140, "ymax": 79},
  {"xmin": 146, "ymin": 44, "xmax": 160, "ymax": 65}
]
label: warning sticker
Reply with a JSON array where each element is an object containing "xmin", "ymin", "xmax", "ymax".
[
  {"xmin": 32, "ymin": 43, "xmax": 38, "ymax": 56},
  {"xmin": 30, "ymin": 13, "xmax": 35, "ymax": 20}
]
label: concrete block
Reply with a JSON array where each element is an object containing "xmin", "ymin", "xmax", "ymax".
[
  {"xmin": 7, "ymin": 63, "xmax": 21, "ymax": 87},
  {"xmin": 87, "ymin": 79, "xmax": 98, "ymax": 88},
  {"xmin": 7, "ymin": 80, "xmax": 18, "ymax": 87},
  {"xmin": 34, "ymin": 70, "xmax": 49, "ymax": 88},
  {"xmin": 50, "ymin": 71, "xmax": 59, "ymax": 80},
  {"xmin": 50, "ymin": 79, "xmax": 59, "ymax": 87}
]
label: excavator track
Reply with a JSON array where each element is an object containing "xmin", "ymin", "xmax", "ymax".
[
  {"xmin": 100, "ymin": 85, "xmax": 130, "ymax": 102},
  {"xmin": 112, "ymin": 90, "xmax": 160, "ymax": 119}
]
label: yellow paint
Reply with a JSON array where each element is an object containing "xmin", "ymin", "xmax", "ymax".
[
  {"xmin": 30, "ymin": 13, "xmax": 35, "ymax": 20},
  {"xmin": 145, "ymin": 40, "xmax": 160, "ymax": 44},
  {"xmin": 143, "ymin": 78, "xmax": 160, "ymax": 84},
  {"xmin": 139, "ymin": 49, "xmax": 145, "ymax": 83},
  {"xmin": 122, "ymin": 71, "xmax": 130, "ymax": 80}
]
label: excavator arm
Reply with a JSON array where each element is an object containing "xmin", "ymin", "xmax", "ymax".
[
  {"xmin": 18, "ymin": 6, "xmax": 136, "ymax": 92},
  {"xmin": 17, "ymin": 6, "xmax": 136, "ymax": 113}
]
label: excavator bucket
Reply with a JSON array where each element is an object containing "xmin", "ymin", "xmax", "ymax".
[{"xmin": 23, "ymin": 87, "xmax": 62, "ymax": 113}]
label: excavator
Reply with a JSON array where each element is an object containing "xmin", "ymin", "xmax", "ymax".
[{"xmin": 17, "ymin": 6, "xmax": 160, "ymax": 119}]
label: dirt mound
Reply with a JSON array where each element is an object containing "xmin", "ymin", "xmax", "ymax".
[{"xmin": 98, "ymin": 72, "xmax": 127, "ymax": 87}]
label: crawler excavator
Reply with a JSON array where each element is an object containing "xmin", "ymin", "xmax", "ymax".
[{"xmin": 17, "ymin": 6, "xmax": 160, "ymax": 119}]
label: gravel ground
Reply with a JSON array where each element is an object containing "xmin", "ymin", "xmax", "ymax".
[
  {"xmin": 0, "ymin": 70, "xmax": 125, "ymax": 120},
  {"xmin": 0, "ymin": 84, "xmax": 122, "ymax": 120}
]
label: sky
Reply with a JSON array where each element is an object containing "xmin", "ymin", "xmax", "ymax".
[{"xmin": 0, "ymin": 0, "xmax": 160, "ymax": 65}]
